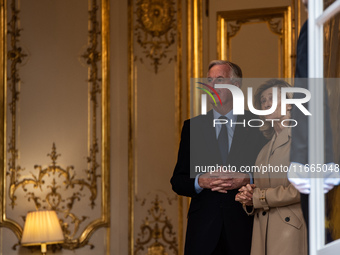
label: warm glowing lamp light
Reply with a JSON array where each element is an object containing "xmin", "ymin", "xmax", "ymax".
[{"xmin": 21, "ymin": 210, "xmax": 64, "ymax": 255}]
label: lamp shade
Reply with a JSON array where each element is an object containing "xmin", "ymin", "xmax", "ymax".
[{"xmin": 21, "ymin": 210, "xmax": 64, "ymax": 246}]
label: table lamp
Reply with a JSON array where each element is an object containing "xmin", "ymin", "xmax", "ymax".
[{"xmin": 21, "ymin": 210, "xmax": 64, "ymax": 255}]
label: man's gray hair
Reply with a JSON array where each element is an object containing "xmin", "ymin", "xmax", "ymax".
[
  {"xmin": 208, "ymin": 60, "xmax": 243, "ymax": 86},
  {"xmin": 208, "ymin": 60, "xmax": 243, "ymax": 78}
]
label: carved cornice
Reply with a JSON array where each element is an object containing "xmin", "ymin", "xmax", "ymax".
[
  {"xmin": 217, "ymin": 7, "xmax": 292, "ymax": 77},
  {"xmin": 226, "ymin": 17, "xmax": 283, "ymax": 39}
]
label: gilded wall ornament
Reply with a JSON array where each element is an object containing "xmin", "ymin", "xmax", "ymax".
[
  {"xmin": 226, "ymin": 17, "xmax": 283, "ymax": 39},
  {"xmin": 7, "ymin": 0, "xmax": 27, "ymax": 211},
  {"xmin": 18, "ymin": 144, "xmax": 95, "ymax": 244},
  {"xmin": 134, "ymin": 195, "xmax": 178, "ymax": 255},
  {"xmin": 135, "ymin": 0, "xmax": 176, "ymax": 73},
  {"xmin": 1, "ymin": 0, "xmax": 110, "ymax": 251},
  {"xmin": 217, "ymin": 7, "xmax": 292, "ymax": 77},
  {"xmin": 81, "ymin": 0, "xmax": 101, "ymax": 211}
]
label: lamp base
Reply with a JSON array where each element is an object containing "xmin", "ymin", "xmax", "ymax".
[{"xmin": 41, "ymin": 243, "xmax": 47, "ymax": 255}]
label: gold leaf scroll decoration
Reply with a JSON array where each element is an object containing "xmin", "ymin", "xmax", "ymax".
[
  {"xmin": 1, "ymin": 0, "xmax": 110, "ymax": 251},
  {"xmin": 226, "ymin": 17, "xmax": 283, "ymax": 39},
  {"xmin": 10, "ymin": 143, "xmax": 98, "ymax": 249},
  {"xmin": 135, "ymin": 0, "xmax": 176, "ymax": 73},
  {"xmin": 134, "ymin": 195, "xmax": 178, "ymax": 255}
]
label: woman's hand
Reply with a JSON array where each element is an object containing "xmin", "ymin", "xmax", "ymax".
[{"xmin": 235, "ymin": 184, "xmax": 255, "ymax": 206}]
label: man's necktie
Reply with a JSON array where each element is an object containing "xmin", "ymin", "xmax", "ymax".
[{"xmin": 218, "ymin": 116, "xmax": 229, "ymax": 165}]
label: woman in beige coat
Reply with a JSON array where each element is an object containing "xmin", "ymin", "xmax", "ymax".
[{"xmin": 236, "ymin": 79, "xmax": 307, "ymax": 255}]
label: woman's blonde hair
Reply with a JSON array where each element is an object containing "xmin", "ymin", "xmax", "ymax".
[{"xmin": 254, "ymin": 79, "xmax": 293, "ymax": 139}]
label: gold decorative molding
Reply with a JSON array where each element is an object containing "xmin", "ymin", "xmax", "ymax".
[
  {"xmin": 175, "ymin": 0, "xmax": 184, "ymax": 254},
  {"xmin": 134, "ymin": 195, "xmax": 178, "ymax": 255},
  {"xmin": 135, "ymin": 0, "xmax": 176, "ymax": 73},
  {"xmin": 217, "ymin": 7, "xmax": 293, "ymax": 78},
  {"xmin": 128, "ymin": 0, "xmax": 134, "ymax": 253},
  {"xmin": 0, "ymin": 0, "xmax": 110, "ymax": 251},
  {"xmin": 13, "ymin": 143, "xmax": 96, "ymax": 246},
  {"xmin": 81, "ymin": 0, "xmax": 102, "ymax": 212},
  {"xmin": 0, "ymin": 0, "xmax": 27, "ymax": 241},
  {"xmin": 129, "ymin": 0, "xmax": 183, "ymax": 254},
  {"xmin": 184, "ymin": 0, "xmax": 204, "ymax": 252},
  {"xmin": 6, "ymin": 0, "xmax": 27, "ymax": 210},
  {"xmin": 187, "ymin": 0, "xmax": 203, "ymax": 118}
]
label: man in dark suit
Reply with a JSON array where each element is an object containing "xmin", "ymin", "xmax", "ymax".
[{"xmin": 171, "ymin": 60, "xmax": 266, "ymax": 255}]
